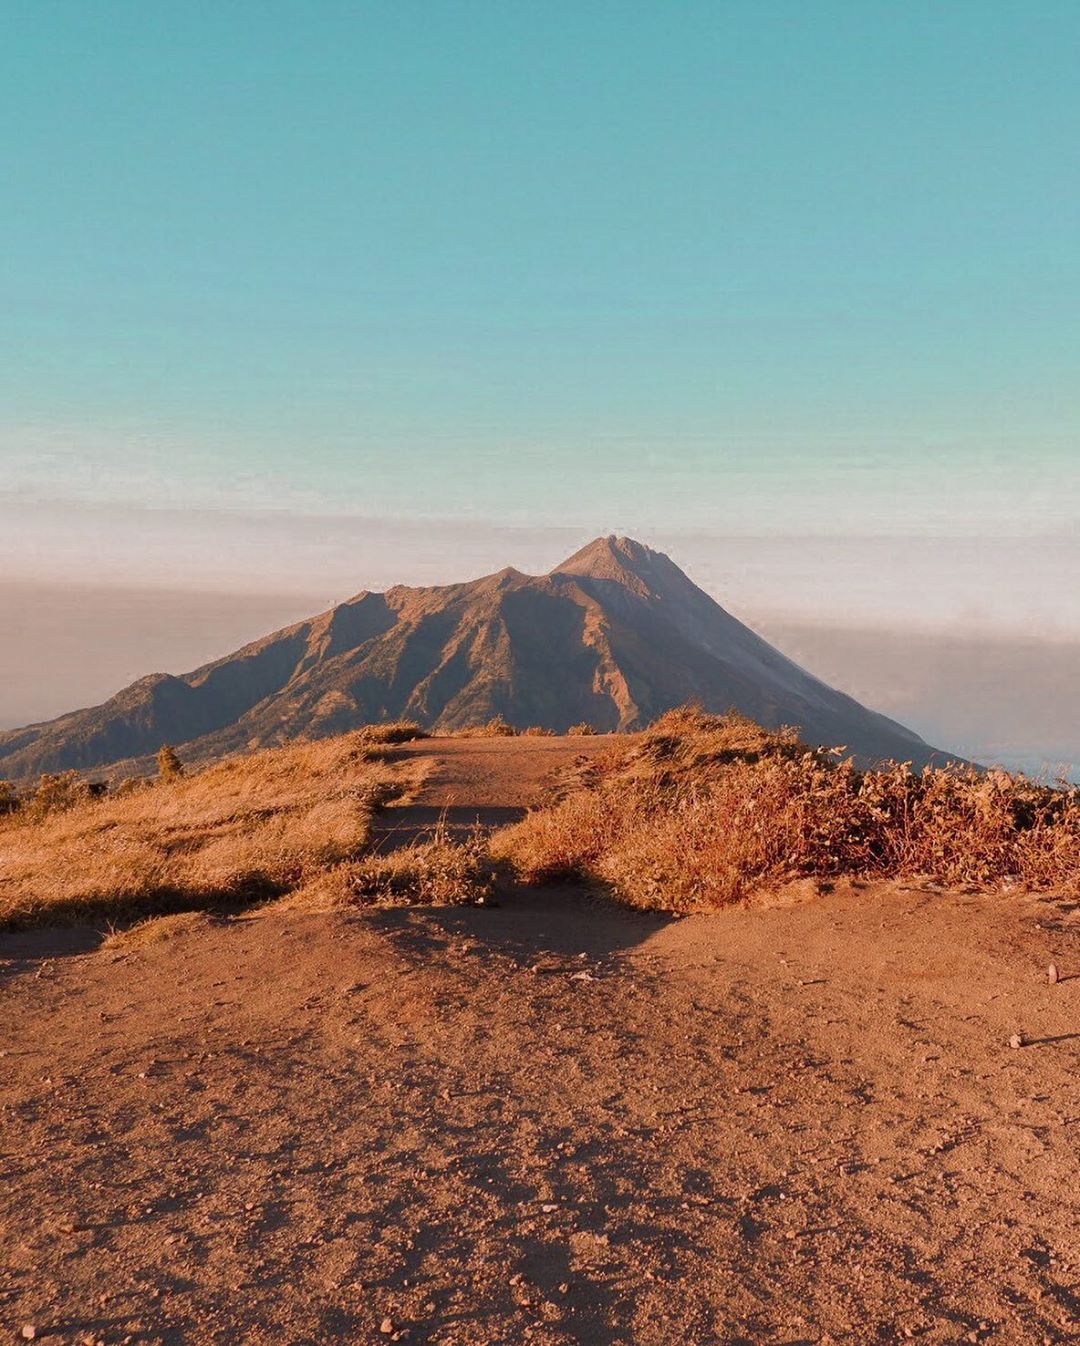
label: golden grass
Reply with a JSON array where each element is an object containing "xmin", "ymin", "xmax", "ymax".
[
  {"xmin": 100, "ymin": 910, "xmax": 227, "ymax": 953},
  {"xmin": 0, "ymin": 734, "xmax": 403, "ymax": 929},
  {"xmin": 355, "ymin": 720, "xmax": 429, "ymax": 744},
  {"xmin": 456, "ymin": 716, "xmax": 518, "ymax": 738},
  {"xmin": 295, "ymin": 825, "xmax": 495, "ymax": 909},
  {"xmin": 492, "ymin": 708, "xmax": 1080, "ymax": 910}
]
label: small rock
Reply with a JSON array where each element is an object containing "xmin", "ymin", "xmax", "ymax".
[
  {"xmin": 1009, "ymin": 1034, "xmax": 1024, "ymax": 1050},
  {"xmin": 1048, "ymin": 963, "xmax": 1059, "ymax": 984},
  {"xmin": 540, "ymin": 1203, "xmax": 558, "ymax": 1213},
  {"xmin": 21, "ymin": 1327, "xmax": 37, "ymax": 1341},
  {"xmin": 380, "ymin": 1319, "xmax": 394, "ymax": 1336}
]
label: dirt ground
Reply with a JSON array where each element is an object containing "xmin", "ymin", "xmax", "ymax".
[{"xmin": 2, "ymin": 739, "xmax": 1079, "ymax": 1345}]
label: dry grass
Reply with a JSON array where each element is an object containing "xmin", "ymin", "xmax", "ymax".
[
  {"xmin": 295, "ymin": 825, "xmax": 495, "ymax": 909},
  {"xmin": 355, "ymin": 720, "xmax": 429, "ymax": 745},
  {"xmin": 100, "ymin": 910, "xmax": 228, "ymax": 953},
  {"xmin": 456, "ymin": 717, "xmax": 518, "ymax": 738},
  {"xmin": 492, "ymin": 708, "xmax": 1080, "ymax": 910},
  {"xmin": 0, "ymin": 734, "xmax": 406, "ymax": 929}
]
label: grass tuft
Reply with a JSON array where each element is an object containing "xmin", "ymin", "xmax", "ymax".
[
  {"xmin": 301, "ymin": 825, "xmax": 494, "ymax": 908},
  {"xmin": 457, "ymin": 717, "xmax": 518, "ymax": 738},
  {"xmin": 355, "ymin": 720, "xmax": 429, "ymax": 744}
]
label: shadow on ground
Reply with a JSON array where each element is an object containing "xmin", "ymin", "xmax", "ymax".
[{"xmin": 363, "ymin": 880, "xmax": 675, "ymax": 965}]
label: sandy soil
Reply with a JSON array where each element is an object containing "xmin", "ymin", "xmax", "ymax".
[{"xmin": 2, "ymin": 740, "xmax": 1079, "ymax": 1345}]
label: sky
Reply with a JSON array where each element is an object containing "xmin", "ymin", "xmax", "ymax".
[{"xmin": 2, "ymin": 3, "xmax": 1079, "ymax": 763}]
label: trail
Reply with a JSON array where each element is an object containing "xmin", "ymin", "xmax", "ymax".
[
  {"xmin": 1, "ymin": 740, "xmax": 1079, "ymax": 1345},
  {"xmin": 370, "ymin": 734, "xmax": 619, "ymax": 850}
]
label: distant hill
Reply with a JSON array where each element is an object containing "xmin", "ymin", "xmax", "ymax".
[{"xmin": 0, "ymin": 535, "xmax": 950, "ymax": 779}]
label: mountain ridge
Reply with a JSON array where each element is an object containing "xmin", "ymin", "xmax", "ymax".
[{"xmin": 0, "ymin": 536, "xmax": 951, "ymax": 779}]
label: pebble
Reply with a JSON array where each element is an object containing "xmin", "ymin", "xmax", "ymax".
[
  {"xmin": 1048, "ymin": 963, "xmax": 1059, "ymax": 984},
  {"xmin": 1009, "ymin": 1034, "xmax": 1024, "ymax": 1050},
  {"xmin": 379, "ymin": 1319, "xmax": 394, "ymax": 1336},
  {"xmin": 20, "ymin": 1328, "xmax": 37, "ymax": 1342}
]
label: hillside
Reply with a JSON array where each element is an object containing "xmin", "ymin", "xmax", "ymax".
[{"xmin": 0, "ymin": 536, "xmax": 946, "ymax": 780}]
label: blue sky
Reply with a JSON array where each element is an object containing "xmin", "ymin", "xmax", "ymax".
[{"xmin": 2, "ymin": 2, "xmax": 1078, "ymax": 622}]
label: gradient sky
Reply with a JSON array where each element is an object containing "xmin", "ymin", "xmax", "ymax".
[{"xmin": 2, "ymin": 3, "xmax": 1078, "ymax": 634}]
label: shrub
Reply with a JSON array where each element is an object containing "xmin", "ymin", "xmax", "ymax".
[
  {"xmin": 0, "ymin": 780, "xmax": 19, "ymax": 815},
  {"xmin": 458, "ymin": 717, "xmax": 518, "ymax": 738},
  {"xmin": 157, "ymin": 744, "xmax": 184, "ymax": 781},
  {"xmin": 29, "ymin": 771, "xmax": 95, "ymax": 819},
  {"xmin": 521, "ymin": 726, "xmax": 556, "ymax": 737},
  {"xmin": 491, "ymin": 706, "xmax": 1080, "ymax": 910},
  {"xmin": 568, "ymin": 722, "xmax": 598, "ymax": 736},
  {"xmin": 308, "ymin": 829, "xmax": 494, "ymax": 907},
  {"xmin": 356, "ymin": 720, "xmax": 429, "ymax": 745}
]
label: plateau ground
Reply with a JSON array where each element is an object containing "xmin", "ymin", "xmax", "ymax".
[{"xmin": 2, "ymin": 733, "xmax": 1078, "ymax": 1345}]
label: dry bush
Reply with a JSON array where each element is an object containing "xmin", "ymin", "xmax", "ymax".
[
  {"xmin": 156, "ymin": 744, "xmax": 184, "ymax": 781},
  {"xmin": 0, "ymin": 732, "xmax": 406, "ymax": 929},
  {"xmin": 567, "ymin": 722, "xmax": 598, "ymax": 736},
  {"xmin": 492, "ymin": 707, "xmax": 1080, "ymax": 911},
  {"xmin": 27, "ymin": 771, "xmax": 98, "ymax": 820},
  {"xmin": 457, "ymin": 717, "xmax": 518, "ymax": 738},
  {"xmin": 521, "ymin": 726, "xmax": 556, "ymax": 737},
  {"xmin": 303, "ymin": 826, "xmax": 494, "ymax": 908},
  {"xmin": 355, "ymin": 720, "xmax": 429, "ymax": 745}
]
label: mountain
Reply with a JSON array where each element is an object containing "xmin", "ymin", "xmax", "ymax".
[{"xmin": 0, "ymin": 536, "xmax": 950, "ymax": 779}]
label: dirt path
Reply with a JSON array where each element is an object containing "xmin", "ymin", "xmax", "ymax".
[
  {"xmin": 371, "ymin": 735, "xmax": 619, "ymax": 850},
  {"xmin": 2, "ymin": 743, "xmax": 1079, "ymax": 1345}
]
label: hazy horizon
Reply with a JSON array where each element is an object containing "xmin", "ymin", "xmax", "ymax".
[
  {"xmin": 3, "ymin": 4, "xmax": 1078, "ymax": 773},
  {"xmin": 4, "ymin": 549, "xmax": 1079, "ymax": 780}
]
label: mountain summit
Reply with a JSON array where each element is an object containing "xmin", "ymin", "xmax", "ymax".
[{"xmin": 0, "ymin": 537, "xmax": 946, "ymax": 778}]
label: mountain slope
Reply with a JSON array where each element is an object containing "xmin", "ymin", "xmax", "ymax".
[{"xmin": 0, "ymin": 536, "xmax": 949, "ymax": 778}]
